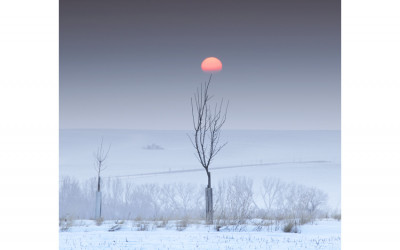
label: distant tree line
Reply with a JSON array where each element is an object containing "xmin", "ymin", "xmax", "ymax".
[{"xmin": 60, "ymin": 176, "xmax": 331, "ymax": 224}]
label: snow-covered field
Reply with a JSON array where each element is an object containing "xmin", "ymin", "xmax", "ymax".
[
  {"xmin": 60, "ymin": 130, "xmax": 341, "ymax": 249},
  {"xmin": 59, "ymin": 219, "xmax": 341, "ymax": 250}
]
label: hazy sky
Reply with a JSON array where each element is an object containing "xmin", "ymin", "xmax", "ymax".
[{"xmin": 60, "ymin": 0, "xmax": 340, "ymax": 130}]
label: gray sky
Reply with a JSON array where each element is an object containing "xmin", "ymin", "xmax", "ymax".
[{"xmin": 60, "ymin": 0, "xmax": 340, "ymax": 130}]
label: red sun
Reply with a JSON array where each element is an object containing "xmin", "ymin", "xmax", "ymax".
[{"xmin": 201, "ymin": 57, "xmax": 222, "ymax": 72}]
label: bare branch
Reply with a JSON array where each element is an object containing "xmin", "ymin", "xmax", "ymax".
[
  {"xmin": 93, "ymin": 137, "xmax": 111, "ymax": 184},
  {"xmin": 189, "ymin": 75, "xmax": 228, "ymax": 188}
]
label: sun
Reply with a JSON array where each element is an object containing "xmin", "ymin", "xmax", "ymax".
[{"xmin": 201, "ymin": 57, "xmax": 222, "ymax": 72}]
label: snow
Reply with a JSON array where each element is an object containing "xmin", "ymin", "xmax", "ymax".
[{"xmin": 59, "ymin": 219, "xmax": 341, "ymax": 249}]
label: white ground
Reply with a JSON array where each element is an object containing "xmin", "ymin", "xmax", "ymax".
[{"xmin": 59, "ymin": 219, "xmax": 341, "ymax": 249}]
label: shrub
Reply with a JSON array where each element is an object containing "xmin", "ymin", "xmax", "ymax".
[
  {"xmin": 155, "ymin": 218, "xmax": 169, "ymax": 228},
  {"xmin": 59, "ymin": 215, "xmax": 74, "ymax": 232},
  {"xmin": 214, "ymin": 217, "xmax": 227, "ymax": 231},
  {"xmin": 176, "ymin": 218, "xmax": 188, "ymax": 231},
  {"xmin": 137, "ymin": 222, "xmax": 150, "ymax": 231},
  {"xmin": 333, "ymin": 213, "xmax": 341, "ymax": 221},
  {"xmin": 283, "ymin": 221, "xmax": 300, "ymax": 233},
  {"xmin": 95, "ymin": 217, "xmax": 104, "ymax": 226}
]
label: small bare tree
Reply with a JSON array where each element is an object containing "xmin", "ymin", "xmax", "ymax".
[
  {"xmin": 215, "ymin": 177, "xmax": 255, "ymax": 226},
  {"xmin": 189, "ymin": 75, "xmax": 228, "ymax": 223},
  {"xmin": 93, "ymin": 138, "xmax": 111, "ymax": 220},
  {"xmin": 261, "ymin": 177, "xmax": 286, "ymax": 217}
]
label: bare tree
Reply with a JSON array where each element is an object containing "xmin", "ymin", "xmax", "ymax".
[
  {"xmin": 93, "ymin": 138, "xmax": 111, "ymax": 219},
  {"xmin": 261, "ymin": 177, "xmax": 286, "ymax": 217},
  {"xmin": 215, "ymin": 177, "xmax": 255, "ymax": 225},
  {"xmin": 189, "ymin": 75, "xmax": 228, "ymax": 223},
  {"xmin": 305, "ymin": 187, "xmax": 328, "ymax": 217}
]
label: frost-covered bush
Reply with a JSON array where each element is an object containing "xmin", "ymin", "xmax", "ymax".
[
  {"xmin": 214, "ymin": 176, "xmax": 255, "ymax": 224},
  {"xmin": 59, "ymin": 176, "xmax": 96, "ymax": 219},
  {"xmin": 259, "ymin": 178, "xmax": 328, "ymax": 222},
  {"xmin": 59, "ymin": 175, "xmax": 330, "ymax": 223},
  {"xmin": 59, "ymin": 176, "xmax": 204, "ymax": 220}
]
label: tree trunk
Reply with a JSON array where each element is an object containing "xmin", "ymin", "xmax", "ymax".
[
  {"xmin": 207, "ymin": 171, "xmax": 211, "ymax": 188},
  {"xmin": 97, "ymin": 175, "xmax": 101, "ymax": 192},
  {"xmin": 95, "ymin": 191, "xmax": 102, "ymax": 219},
  {"xmin": 95, "ymin": 175, "xmax": 102, "ymax": 219},
  {"xmin": 205, "ymin": 187, "xmax": 213, "ymax": 224}
]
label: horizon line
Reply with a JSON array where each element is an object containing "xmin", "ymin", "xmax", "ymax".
[{"xmin": 59, "ymin": 128, "xmax": 341, "ymax": 131}]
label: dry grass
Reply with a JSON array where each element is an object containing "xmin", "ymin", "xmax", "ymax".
[
  {"xmin": 95, "ymin": 217, "xmax": 104, "ymax": 226},
  {"xmin": 283, "ymin": 220, "xmax": 300, "ymax": 233},
  {"xmin": 59, "ymin": 215, "xmax": 74, "ymax": 231},
  {"xmin": 176, "ymin": 218, "xmax": 189, "ymax": 231}
]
